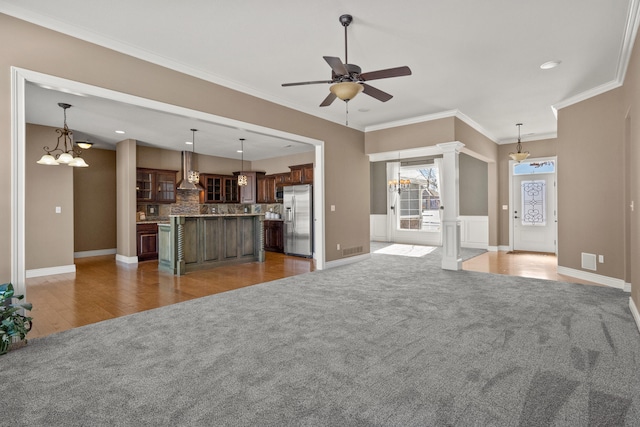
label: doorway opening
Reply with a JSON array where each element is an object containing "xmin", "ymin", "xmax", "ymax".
[{"xmin": 509, "ymin": 157, "xmax": 557, "ymax": 254}]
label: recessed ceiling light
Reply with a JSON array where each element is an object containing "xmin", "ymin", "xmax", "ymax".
[
  {"xmin": 358, "ymin": 108, "xmax": 370, "ymax": 113},
  {"xmin": 185, "ymin": 141, "xmax": 193, "ymax": 145},
  {"xmin": 540, "ymin": 60, "xmax": 561, "ymax": 70},
  {"xmin": 237, "ymin": 149, "xmax": 243, "ymax": 153},
  {"xmin": 115, "ymin": 130, "xmax": 125, "ymax": 134}
]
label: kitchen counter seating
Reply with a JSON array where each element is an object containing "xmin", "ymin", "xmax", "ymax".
[{"xmin": 158, "ymin": 214, "xmax": 265, "ymax": 275}]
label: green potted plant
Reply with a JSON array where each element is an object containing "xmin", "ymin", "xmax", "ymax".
[{"xmin": 0, "ymin": 283, "xmax": 32, "ymax": 355}]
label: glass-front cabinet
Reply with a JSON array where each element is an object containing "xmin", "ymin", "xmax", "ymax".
[{"xmin": 136, "ymin": 168, "xmax": 177, "ymax": 203}]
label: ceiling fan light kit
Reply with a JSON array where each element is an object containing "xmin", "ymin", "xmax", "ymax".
[{"xmin": 282, "ymin": 13, "xmax": 412, "ymax": 113}]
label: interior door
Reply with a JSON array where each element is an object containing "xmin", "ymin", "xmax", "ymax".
[{"xmin": 513, "ymin": 170, "xmax": 556, "ymax": 253}]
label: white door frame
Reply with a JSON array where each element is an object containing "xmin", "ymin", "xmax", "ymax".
[
  {"xmin": 508, "ymin": 156, "xmax": 558, "ymax": 254},
  {"xmin": 10, "ymin": 67, "xmax": 327, "ymax": 298}
]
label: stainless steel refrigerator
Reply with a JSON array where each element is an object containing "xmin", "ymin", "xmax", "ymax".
[{"xmin": 283, "ymin": 184, "xmax": 313, "ymax": 257}]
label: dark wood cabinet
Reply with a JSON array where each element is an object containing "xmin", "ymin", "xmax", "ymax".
[
  {"xmin": 263, "ymin": 220, "xmax": 284, "ymax": 252},
  {"xmin": 235, "ymin": 171, "xmax": 265, "ymax": 204},
  {"xmin": 137, "ymin": 223, "xmax": 159, "ymax": 261},
  {"xmin": 289, "ymin": 163, "xmax": 313, "ymax": 185},
  {"xmin": 136, "ymin": 168, "xmax": 177, "ymax": 203},
  {"xmin": 257, "ymin": 174, "xmax": 276, "ymax": 203},
  {"xmin": 200, "ymin": 174, "xmax": 239, "ymax": 203}
]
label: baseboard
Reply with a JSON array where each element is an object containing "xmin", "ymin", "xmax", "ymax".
[
  {"xmin": 625, "ymin": 282, "xmax": 632, "ymax": 293},
  {"xmin": 74, "ymin": 248, "xmax": 117, "ymax": 258},
  {"xmin": 557, "ymin": 266, "xmax": 626, "ymax": 290},
  {"xmin": 629, "ymin": 298, "xmax": 640, "ymax": 334},
  {"xmin": 26, "ymin": 264, "xmax": 76, "ymax": 278},
  {"xmin": 462, "ymin": 242, "xmax": 488, "ymax": 250},
  {"xmin": 325, "ymin": 253, "xmax": 371, "ymax": 269},
  {"xmin": 115, "ymin": 254, "xmax": 139, "ymax": 264}
]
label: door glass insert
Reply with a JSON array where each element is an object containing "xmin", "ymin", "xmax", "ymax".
[
  {"xmin": 514, "ymin": 160, "xmax": 555, "ymax": 175},
  {"xmin": 521, "ymin": 180, "xmax": 546, "ymax": 226},
  {"xmin": 396, "ymin": 164, "xmax": 440, "ymax": 231}
]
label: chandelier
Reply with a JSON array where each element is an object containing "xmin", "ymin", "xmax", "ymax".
[
  {"xmin": 509, "ymin": 123, "xmax": 529, "ymax": 163},
  {"xmin": 37, "ymin": 103, "xmax": 89, "ymax": 167},
  {"xmin": 238, "ymin": 138, "xmax": 248, "ymax": 186},
  {"xmin": 388, "ymin": 164, "xmax": 411, "ymax": 194},
  {"xmin": 187, "ymin": 128, "xmax": 200, "ymax": 184}
]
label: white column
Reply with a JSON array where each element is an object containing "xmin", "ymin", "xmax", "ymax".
[{"xmin": 437, "ymin": 142, "xmax": 465, "ymax": 270}]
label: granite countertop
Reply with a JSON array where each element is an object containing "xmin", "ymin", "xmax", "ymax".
[
  {"xmin": 168, "ymin": 213, "xmax": 264, "ymax": 217},
  {"xmin": 136, "ymin": 220, "xmax": 170, "ymax": 224}
]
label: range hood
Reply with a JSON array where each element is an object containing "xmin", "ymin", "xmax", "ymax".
[{"xmin": 177, "ymin": 151, "xmax": 204, "ymax": 191}]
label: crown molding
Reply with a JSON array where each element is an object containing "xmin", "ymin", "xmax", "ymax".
[
  {"xmin": 0, "ymin": 4, "xmax": 364, "ymax": 131},
  {"xmin": 553, "ymin": 0, "xmax": 640, "ymax": 113},
  {"xmin": 365, "ymin": 109, "xmax": 500, "ymax": 144},
  {"xmin": 497, "ymin": 131, "xmax": 558, "ymax": 145}
]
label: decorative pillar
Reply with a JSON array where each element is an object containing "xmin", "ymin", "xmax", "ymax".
[{"xmin": 437, "ymin": 142, "xmax": 465, "ymax": 270}]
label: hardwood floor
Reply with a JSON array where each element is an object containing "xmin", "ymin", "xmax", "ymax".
[
  {"xmin": 25, "ymin": 252, "xmax": 314, "ymax": 339},
  {"xmin": 462, "ymin": 250, "xmax": 599, "ymax": 286},
  {"xmin": 25, "ymin": 248, "xmax": 594, "ymax": 340}
]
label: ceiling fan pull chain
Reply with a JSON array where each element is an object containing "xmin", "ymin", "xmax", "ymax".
[{"xmin": 345, "ymin": 101, "xmax": 349, "ymax": 126}]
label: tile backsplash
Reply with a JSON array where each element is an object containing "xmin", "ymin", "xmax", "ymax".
[{"xmin": 137, "ymin": 196, "xmax": 282, "ymax": 221}]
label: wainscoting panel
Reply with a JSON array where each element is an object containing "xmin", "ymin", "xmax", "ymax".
[
  {"xmin": 460, "ymin": 216, "xmax": 488, "ymax": 249},
  {"xmin": 370, "ymin": 214, "xmax": 388, "ymax": 242}
]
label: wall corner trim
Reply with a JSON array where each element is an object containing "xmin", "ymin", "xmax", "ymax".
[
  {"xmin": 629, "ymin": 297, "xmax": 640, "ymax": 334},
  {"xmin": 115, "ymin": 254, "xmax": 139, "ymax": 264},
  {"xmin": 26, "ymin": 264, "xmax": 76, "ymax": 279},
  {"xmin": 557, "ymin": 266, "xmax": 627, "ymax": 290},
  {"xmin": 324, "ymin": 253, "xmax": 370, "ymax": 269},
  {"xmin": 74, "ymin": 248, "xmax": 117, "ymax": 258}
]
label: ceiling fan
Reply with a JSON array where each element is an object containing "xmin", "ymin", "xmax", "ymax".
[{"xmin": 282, "ymin": 14, "xmax": 412, "ymax": 107}]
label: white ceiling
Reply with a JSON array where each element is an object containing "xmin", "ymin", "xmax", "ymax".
[{"xmin": 3, "ymin": 0, "xmax": 638, "ymax": 159}]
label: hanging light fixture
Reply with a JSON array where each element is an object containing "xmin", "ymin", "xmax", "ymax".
[
  {"xmin": 509, "ymin": 123, "xmax": 529, "ymax": 163},
  {"xmin": 238, "ymin": 138, "xmax": 248, "ymax": 186},
  {"xmin": 37, "ymin": 103, "xmax": 90, "ymax": 167},
  {"xmin": 388, "ymin": 155, "xmax": 411, "ymax": 193},
  {"xmin": 187, "ymin": 129, "xmax": 200, "ymax": 184}
]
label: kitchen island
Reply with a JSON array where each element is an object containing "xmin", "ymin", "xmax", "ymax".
[{"xmin": 158, "ymin": 214, "xmax": 264, "ymax": 275}]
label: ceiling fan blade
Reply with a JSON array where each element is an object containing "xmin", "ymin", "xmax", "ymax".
[
  {"xmin": 282, "ymin": 80, "xmax": 333, "ymax": 87},
  {"xmin": 319, "ymin": 92, "xmax": 337, "ymax": 107},
  {"xmin": 360, "ymin": 66, "xmax": 412, "ymax": 81},
  {"xmin": 362, "ymin": 84, "xmax": 393, "ymax": 102},
  {"xmin": 323, "ymin": 56, "xmax": 349, "ymax": 76}
]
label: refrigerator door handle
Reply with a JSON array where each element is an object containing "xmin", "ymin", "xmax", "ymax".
[
  {"xmin": 285, "ymin": 207, "xmax": 292, "ymax": 222},
  {"xmin": 291, "ymin": 196, "xmax": 295, "ymax": 231}
]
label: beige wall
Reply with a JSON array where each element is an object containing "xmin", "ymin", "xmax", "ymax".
[
  {"xmin": 74, "ymin": 147, "xmax": 117, "ymax": 252},
  {"xmin": 459, "ymin": 153, "xmax": 488, "ymax": 216},
  {"xmin": 116, "ymin": 140, "xmax": 137, "ymax": 258},
  {"xmin": 557, "ymin": 89, "xmax": 625, "ymax": 280},
  {"xmin": 1, "ymin": 13, "xmax": 368, "ymax": 281},
  {"xmin": 497, "ymin": 138, "xmax": 557, "ymax": 246},
  {"xmin": 25, "ymin": 124, "xmax": 75, "ymax": 269},
  {"xmin": 365, "ymin": 117, "xmax": 455, "ymax": 154},
  {"xmin": 621, "ymin": 22, "xmax": 640, "ymax": 309},
  {"xmin": 252, "ymin": 151, "xmax": 315, "ymax": 175}
]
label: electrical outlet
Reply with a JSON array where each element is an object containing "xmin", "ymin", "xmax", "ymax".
[
  {"xmin": 599, "ymin": 255, "xmax": 604, "ymax": 263},
  {"xmin": 55, "ymin": 206, "xmax": 61, "ymax": 214},
  {"xmin": 331, "ymin": 205, "xmax": 336, "ymax": 212},
  {"xmin": 337, "ymin": 243, "xmax": 341, "ymax": 250}
]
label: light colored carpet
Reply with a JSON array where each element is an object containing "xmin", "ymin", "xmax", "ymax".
[{"xmin": 3, "ymin": 248, "xmax": 639, "ymax": 426}]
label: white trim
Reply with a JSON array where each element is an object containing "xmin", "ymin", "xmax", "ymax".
[
  {"xmin": 497, "ymin": 132, "xmax": 558, "ymax": 145},
  {"xmin": 74, "ymin": 248, "xmax": 117, "ymax": 258},
  {"xmin": 115, "ymin": 254, "xmax": 139, "ymax": 264},
  {"xmin": 625, "ymin": 282, "xmax": 632, "ymax": 293},
  {"xmin": 365, "ymin": 109, "xmax": 499, "ymax": 144},
  {"xmin": 26, "ymin": 264, "xmax": 75, "ymax": 278},
  {"xmin": 324, "ymin": 253, "xmax": 370, "ymax": 269},
  {"xmin": 630, "ymin": 298, "xmax": 640, "ymax": 334},
  {"xmin": 551, "ymin": 0, "xmax": 640, "ymax": 114},
  {"xmin": 460, "ymin": 216, "xmax": 488, "ymax": 249},
  {"xmin": 557, "ymin": 266, "xmax": 627, "ymax": 290}
]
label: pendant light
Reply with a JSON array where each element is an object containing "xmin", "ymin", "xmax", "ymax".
[
  {"xmin": 509, "ymin": 123, "xmax": 529, "ymax": 163},
  {"xmin": 37, "ymin": 103, "xmax": 90, "ymax": 167},
  {"xmin": 187, "ymin": 128, "xmax": 200, "ymax": 184},
  {"xmin": 238, "ymin": 138, "xmax": 248, "ymax": 186}
]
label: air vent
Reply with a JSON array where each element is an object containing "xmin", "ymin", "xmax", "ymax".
[
  {"xmin": 342, "ymin": 246, "xmax": 363, "ymax": 257},
  {"xmin": 581, "ymin": 252, "xmax": 597, "ymax": 271}
]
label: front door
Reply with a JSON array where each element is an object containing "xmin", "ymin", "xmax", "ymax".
[{"xmin": 512, "ymin": 159, "xmax": 557, "ymax": 253}]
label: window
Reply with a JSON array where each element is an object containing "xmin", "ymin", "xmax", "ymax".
[{"xmin": 397, "ymin": 164, "xmax": 440, "ymax": 231}]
